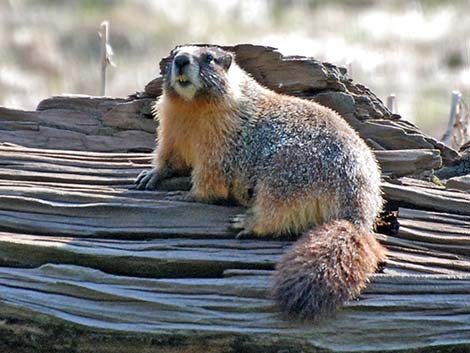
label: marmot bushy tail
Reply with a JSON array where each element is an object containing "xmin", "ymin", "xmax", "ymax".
[
  {"xmin": 273, "ymin": 220, "xmax": 384, "ymax": 318},
  {"xmin": 135, "ymin": 45, "xmax": 386, "ymax": 320}
]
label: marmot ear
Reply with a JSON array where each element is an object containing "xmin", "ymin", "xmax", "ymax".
[
  {"xmin": 170, "ymin": 45, "xmax": 181, "ymax": 57},
  {"xmin": 161, "ymin": 46, "xmax": 180, "ymax": 76},
  {"xmin": 222, "ymin": 53, "xmax": 233, "ymax": 70}
]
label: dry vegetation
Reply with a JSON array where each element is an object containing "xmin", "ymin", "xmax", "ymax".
[{"xmin": 1, "ymin": 0, "xmax": 470, "ymax": 138}]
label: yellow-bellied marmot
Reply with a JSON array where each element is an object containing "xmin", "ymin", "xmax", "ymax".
[{"xmin": 135, "ymin": 45, "xmax": 385, "ymax": 319}]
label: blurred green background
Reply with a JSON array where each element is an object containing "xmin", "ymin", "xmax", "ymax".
[{"xmin": 1, "ymin": 0, "xmax": 470, "ymax": 138}]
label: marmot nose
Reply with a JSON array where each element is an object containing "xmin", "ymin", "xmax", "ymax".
[{"xmin": 174, "ymin": 54, "xmax": 190, "ymax": 71}]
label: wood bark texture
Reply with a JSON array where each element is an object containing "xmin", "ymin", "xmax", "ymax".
[{"xmin": 0, "ymin": 145, "xmax": 468, "ymax": 353}]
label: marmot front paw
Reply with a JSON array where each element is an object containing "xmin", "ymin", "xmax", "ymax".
[{"xmin": 135, "ymin": 168, "xmax": 162, "ymax": 190}]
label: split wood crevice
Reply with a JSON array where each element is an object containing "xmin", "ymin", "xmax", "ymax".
[{"xmin": 0, "ymin": 44, "xmax": 469, "ymax": 353}]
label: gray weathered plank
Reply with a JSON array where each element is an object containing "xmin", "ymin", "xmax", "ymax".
[
  {"xmin": 383, "ymin": 180, "xmax": 470, "ymax": 215},
  {"xmin": 0, "ymin": 146, "xmax": 469, "ymax": 352},
  {"xmin": 0, "ymin": 264, "xmax": 468, "ymax": 353},
  {"xmin": 2, "ymin": 230, "xmax": 468, "ymax": 278},
  {"xmin": 375, "ymin": 149, "xmax": 441, "ymax": 177},
  {"xmin": 1, "ymin": 145, "xmax": 443, "ymax": 178},
  {"xmin": 0, "ymin": 233, "xmax": 283, "ymax": 277}
]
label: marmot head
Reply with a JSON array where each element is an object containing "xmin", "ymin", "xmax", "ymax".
[{"xmin": 163, "ymin": 45, "xmax": 234, "ymax": 101}]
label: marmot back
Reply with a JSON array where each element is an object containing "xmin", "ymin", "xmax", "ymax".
[{"xmin": 135, "ymin": 45, "xmax": 386, "ymax": 320}]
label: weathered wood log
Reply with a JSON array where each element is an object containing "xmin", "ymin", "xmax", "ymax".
[
  {"xmin": 0, "ymin": 264, "xmax": 468, "ymax": 353},
  {"xmin": 0, "ymin": 147, "xmax": 464, "ymax": 274},
  {"xmin": 0, "ymin": 144, "xmax": 443, "ymax": 181},
  {"xmin": 375, "ymin": 149, "xmax": 441, "ymax": 177},
  {"xmin": 383, "ymin": 179, "xmax": 470, "ymax": 216},
  {"xmin": 1, "ymin": 230, "xmax": 468, "ymax": 278},
  {"xmin": 393, "ymin": 208, "xmax": 470, "ymax": 257},
  {"xmin": 0, "ymin": 98, "xmax": 156, "ymax": 153},
  {"xmin": 0, "ymin": 233, "xmax": 283, "ymax": 277},
  {"xmin": 447, "ymin": 174, "xmax": 470, "ymax": 191},
  {"xmin": 0, "ymin": 146, "xmax": 469, "ymax": 352}
]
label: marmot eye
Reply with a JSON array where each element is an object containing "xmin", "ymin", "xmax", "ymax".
[{"xmin": 206, "ymin": 53, "xmax": 214, "ymax": 63}]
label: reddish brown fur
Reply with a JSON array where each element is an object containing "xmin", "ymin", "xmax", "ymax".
[
  {"xmin": 155, "ymin": 92, "xmax": 237, "ymax": 201},
  {"xmin": 248, "ymin": 183, "xmax": 338, "ymax": 236}
]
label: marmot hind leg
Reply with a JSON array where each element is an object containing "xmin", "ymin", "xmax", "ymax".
[{"xmin": 236, "ymin": 183, "xmax": 338, "ymax": 238}]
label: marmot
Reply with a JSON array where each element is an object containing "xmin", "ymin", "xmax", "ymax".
[{"xmin": 136, "ymin": 45, "xmax": 386, "ymax": 319}]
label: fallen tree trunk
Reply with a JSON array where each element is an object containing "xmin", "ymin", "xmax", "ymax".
[{"xmin": 0, "ymin": 146, "xmax": 468, "ymax": 353}]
